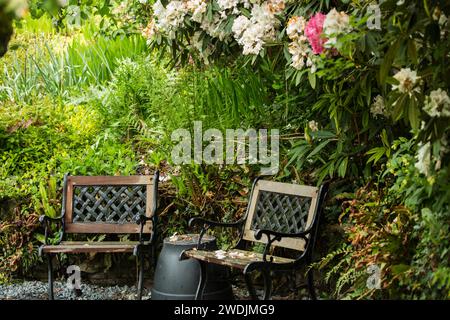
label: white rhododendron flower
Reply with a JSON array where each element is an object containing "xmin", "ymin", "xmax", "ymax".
[
  {"xmin": 251, "ymin": 3, "xmax": 278, "ymax": 33},
  {"xmin": 217, "ymin": 0, "xmax": 239, "ymax": 10},
  {"xmin": 286, "ymin": 16, "xmax": 307, "ymax": 40},
  {"xmin": 267, "ymin": 0, "xmax": 285, "ymax": 13},
  {"xmin": 415, "ymin": 142, "xmax": 431, "ymax": 177},
  {"xmin": 286, "ymin": 16, "xmax": 312, "ymax": 70},
  {"xmin": 392, "ymin": 68, "xmax": 420, "ymax": 95},
  {"xmin": 153, "ymin": 0, "xmax": 188, "ymax": 37},
  {"xmin": 187, "ymin": 0, "xmax": 208, "ymax": 23},
  {"xmin": 165, "ymin": 1, "xmax": 188, "ymax": 27},
  {"xmin": 239, "ymin": 23, "xmax": 265, "ymax": 55},
  {"xmin": 308, "ymin": 120, "xmax": 319, "ymax": 132},
  {"xmin": 200, "ymin": 13, "xmax": 229, "ymax": 41},
  {"xmin": 323, "ymin": 8, "xmax": 351, "ymax": 46},
  {"xmin": 232, "ymin": 15, "xmax": 251, "ymax": 37},
  {"xmin": 153, "ymin": 0, "xmax": 165, "ymax": 18},
  {"xmin": 424, "ymin": 88, "xmax": 450, "ymax": 117},
  {"xmin": 439, "ymin": 13, "xmax": 448, "ymax": 26},
  {"xmin": 432, "ymin": 7, "xmax": 448, "ymax": 26},
  {"xmin": 288, "ymin": 38, "xmax": 310, "ymax": 70},
  {"xmin": 232, "ymin": 3, "xmax": 279, "ymax": 55},
  {"xmin": 370, "ymin": 95, "xmax": 386, "ymax": 118}
]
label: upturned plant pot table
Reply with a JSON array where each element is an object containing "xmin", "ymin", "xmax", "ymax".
[{"xmin": 151, "ymin": 234, "xmax": 234, "ymax": 300}]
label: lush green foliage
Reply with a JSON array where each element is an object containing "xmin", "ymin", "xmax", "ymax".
[
  {"xmin": 141, "ymin": 0, "xmax": 450, "ymax": 299},
  {"xmin": 0, "ymin": 0, "xmax": 449, "ymax": 300}
]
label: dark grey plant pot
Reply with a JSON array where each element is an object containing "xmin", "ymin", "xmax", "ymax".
[{"xmin": 151, "ymin": 234, "xmax": 234, "ymax": 300}]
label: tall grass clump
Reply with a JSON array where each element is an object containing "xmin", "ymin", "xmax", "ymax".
[{"xmin": 0, "ymin": 30, "xmax": 147, "ymax": 103}]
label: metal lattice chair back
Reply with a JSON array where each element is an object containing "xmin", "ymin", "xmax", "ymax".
[
  {"xmin": 64, "ymin": 176, "xmax": 155, "ymax": 234},
  {"xmin": 243, "ymin": 180, "xmax": 320, "ymax": 251},
  {"xmin": 72, "ymin": 185, "xmax": 147, "ymax": 224}
]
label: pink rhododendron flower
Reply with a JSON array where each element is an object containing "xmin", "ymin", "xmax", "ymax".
[{"xmin": 305, "ymin": 13, "xmax": 327, "ymax": 54}]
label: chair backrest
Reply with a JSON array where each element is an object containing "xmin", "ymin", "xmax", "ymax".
[
  {"xmin": 63, "ymin": 175, "xmax": 157, "ymax": 234},
  {"xmin": 242, "ymin": 180, "xmax": 321, "ymax": 251}
]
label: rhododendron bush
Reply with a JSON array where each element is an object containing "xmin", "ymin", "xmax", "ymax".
[
  {"xmin": 136, "ymin": 0, "xmax": 450, "ymax": 298},
  {"xmin": 142, "ymin": 1, "xmax": 450, "ymax": 178}
]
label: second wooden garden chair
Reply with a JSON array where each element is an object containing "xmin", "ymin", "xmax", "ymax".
[{"xmin": 180, "ymin": 177, "xmax": 328, "ymax": 300}]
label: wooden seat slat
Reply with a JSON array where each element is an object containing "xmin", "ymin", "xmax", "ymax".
[
  {"xmin": 41, "ymin": 241, "xmax": 141, "ymax": 253},
  {"xmin": 184, "ymin": 248, "xmax": 295, "ymax": 270}
]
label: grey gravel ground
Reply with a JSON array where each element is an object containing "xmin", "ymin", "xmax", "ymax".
[
  {"xmin": 0, "ymin": 281, "xmax": 307, "ymax": 300},
  {"xmin": 0, "ymin": 281, "xmax": 151, "ymax": 300}
]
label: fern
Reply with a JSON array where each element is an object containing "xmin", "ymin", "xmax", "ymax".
[
  {"xmin": 309, "ymin": 243, "xmax": 352, "ymax": 273},
  {"xmin": 335, "ymin": 268, "xmax": 366, "ymax": 298},
  {"xmin": 325, "ymin": 256, "xmax": 350, "ymax": 284}
]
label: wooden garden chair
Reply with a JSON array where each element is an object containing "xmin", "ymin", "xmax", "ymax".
[
  {"xmin": 38, "ymin": 172, "xmax": 159, "ymax": 300},
  {"xmin": 180, "ymin": 177, "xmax": 328, "ymax": 300}
]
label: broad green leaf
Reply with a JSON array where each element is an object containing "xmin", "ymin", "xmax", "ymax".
[
  {"xmin": 338, "ymin": 157, "xmax": 348, "ymax": 178},
  {"xmin": 380, "ymin": 39, "xmax": 401, "ymax": 85},
  {"xmin": 310, "ymin": 130, "xmax": 336, "ymax": 139},
  {"xmin": 308, "ymin": 71, "xmax": 316, "ymax": 89}
]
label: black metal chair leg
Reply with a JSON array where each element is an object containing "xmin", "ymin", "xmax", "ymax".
[
  {"xmin": 47, "ymin": 254, "xmax": 54, "ymax": 300},
  {"xmin": 307, "ymin": 270, "xmax": 317, "ymax": 300},
  {"xmin": 262, "ymin": 270, "xmax": 272, "ymax": 300},
  {"xmin": 244, "ymin": 272, "xmax": 258, "ymax": 300},
  {"xmin": 195, "ymin": 260, "xmax": 207, "ymax": 300},
  {"xmin": 137, "ymin": 252, "xmax": 144, "ymax": 300}
]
